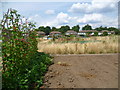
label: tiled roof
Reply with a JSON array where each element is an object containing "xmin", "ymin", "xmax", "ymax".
[
  {"xmin": 37, "ymin": 31, "xmax": 45, "ymax": 34},
  {"xmin": 66, "ymin": 30, "xmax": 77, "ymax": 33},
  {"xmin": 50, "ymin": 31, "xmax": 61, "ymax": 34},
  {"xmin": 79, "ymin": 30, "xmax": 98, "ymax": 33}
]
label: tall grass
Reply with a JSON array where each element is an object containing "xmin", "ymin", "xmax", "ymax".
[{"xmin": 37, "ymin": 35, "xmax": 119, "ymax": 54}]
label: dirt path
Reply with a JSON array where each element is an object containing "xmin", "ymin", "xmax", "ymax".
[{"xmin": 42, "ymin": 54, "xmax": 118, "ymax": 88}]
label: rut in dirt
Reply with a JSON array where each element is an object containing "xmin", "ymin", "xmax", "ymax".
[{"xmin": 41, "ymin": 54, "xmax": 118, "ymax": 88}]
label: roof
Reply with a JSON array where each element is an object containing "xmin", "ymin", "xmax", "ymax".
[
  {"xmin": 79, "ymin": 30, "xmax": 98, "ymax": 33},
  {"xmin": 101, "ymin": 30, "xmax": 109, "ymax": 32},
  {"xmin": 66, "ymin": 30, "xmax": 77, "ymax": 33},
  {"xmin": 50, "ymin": 31, "xmax": 61, "ymax": 34},
  {"xmin": 110, "ymin": 31, "xmax": 115, "ymax": 33},
  {"xmin": 37, "ymin": 31, "xmax": 45, "ymax": 34}
]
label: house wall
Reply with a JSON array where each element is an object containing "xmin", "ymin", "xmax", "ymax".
[
  {"xmin": 78, "ymin": 33, "xmax": 86, "ymax": 35},
  {"xmin": 90, "ymin": 33, "xmax": 94, "ymax": 35},
  {"xmin": 66, "ymin": 32, "xmax": 77, "ymax": 35},
  {"xmin": 98, "ymin": 33, "xmax": 102, "ymax": 35}
]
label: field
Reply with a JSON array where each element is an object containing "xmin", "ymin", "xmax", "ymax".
[
  {"xmin": 37, "ymin": 35, "xmax": 119, "ymax": 54},
  {"xmin": 41, "ymin": 54, "xmax": 118, "ymax": 88}
]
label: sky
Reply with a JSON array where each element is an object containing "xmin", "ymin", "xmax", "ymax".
[{"xmin": 0, "ymin": 0, "xmax": 119, "ymax": 29}]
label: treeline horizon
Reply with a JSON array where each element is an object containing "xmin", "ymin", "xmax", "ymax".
[{"xmin": 36, "ymin": 24, "xmax": 120, "ymax": 35}]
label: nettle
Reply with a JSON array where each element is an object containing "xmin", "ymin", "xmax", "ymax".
[{"xmin": 1, "ymin": 9, "xmax": 52, "ymax": 89}]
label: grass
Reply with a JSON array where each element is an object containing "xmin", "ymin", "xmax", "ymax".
[{"xmin": 37, "ymin": 35, "xmax": 119, "ymax": 54}]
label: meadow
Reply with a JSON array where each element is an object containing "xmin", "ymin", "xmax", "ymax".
[{"xmin": 37, "ymin": 35, "xmax": 119, "ymax": 54}]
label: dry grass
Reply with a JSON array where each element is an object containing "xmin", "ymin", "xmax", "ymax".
[{"xmin": 37, "ymin": 35, "xmax": 119, "ymax": 54}]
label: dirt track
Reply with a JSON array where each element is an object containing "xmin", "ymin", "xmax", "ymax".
[{"xmin": 42, "ymin": 54, "xmax": 118, "ymax": 88}]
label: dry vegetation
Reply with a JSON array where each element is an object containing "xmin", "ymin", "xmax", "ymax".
[{"xmin": 37, "ymin": 35, "xmax": 119, "ymax": 54}]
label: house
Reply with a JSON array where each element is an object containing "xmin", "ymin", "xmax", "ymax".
[
  {"xmin": 37, "ymin": 31, "xmax": 45, "ymax": 37},
  {"xmin": 101, "ymin": 30, "xmax": 115, "ymax": 35},
  {"xmin": 110, "ymin": 31, "xmax": 115, "ymax": 34},
  {"xmin": 78, "ymin": 30, "xmax": 115, "ymax": 36},
  {"xmin": 50, "ymin": 31, "xmax": 61, "ymax": 36},
  {"xmin": 65, "ymin": 30, "xmax": 77, "ymax": 35},
  {"xmin": 78, "ymin": 30, "xmax": 98, "ymax": 36}
]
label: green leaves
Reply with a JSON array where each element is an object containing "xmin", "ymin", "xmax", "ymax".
[{"xmin": 2, "ymin": 9, "xmax": 52, "ymax": 89}]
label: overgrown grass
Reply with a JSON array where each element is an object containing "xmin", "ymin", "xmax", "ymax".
[{"xmin": 37, "ymin": 35, "xmax": 119, "ymax": 54}]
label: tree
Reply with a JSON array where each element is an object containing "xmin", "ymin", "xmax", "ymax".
[
  {"xmin": 94, "ymin": 32, "xmax": 98, "ymax": 36},
  {"xmin": 59, "ymin": 25, "xmax": 70, "ymax": 34},
  {"xmin": 72, "ymin": 25, "xmax": 80, "ymax": 32},
  {"xmin": 95, "ymin": 26, "xmax": 108, "ymax": 31},
  {"xmin": 52, "ymin": 27, "xmax": 57, "ymax": 31},
  {"xmin": 45, "ymin": 26, "xmax": 51, "ymax": 35},
  {"xmin": 38, "ymin": 26, "xmax": 51, "ymax": 35},
  {"xmin": 82, "ymin": 24, "xmax": 92, "ymax": 30},
  {"xmin": 103, "ymin": 32, "xmax": 108, "ymax": 36}
]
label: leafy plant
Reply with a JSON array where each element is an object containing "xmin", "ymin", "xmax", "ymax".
[{"xmin": 1, "ymin": 9, "xmax": 52, "ymax": 89}]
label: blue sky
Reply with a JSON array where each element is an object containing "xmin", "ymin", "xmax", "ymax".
[{"xmin": 0, "ymin": 0, "xmax": 119, "ymax": 29}]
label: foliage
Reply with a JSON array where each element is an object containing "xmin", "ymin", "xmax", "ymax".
[
  {"xmin": 59, "ymin": 25, "xmax": 70, "ymax": 34},
  {"xmin": 72, "ymin": 25, "xmax": 80, "ymax": 32},
  {"xmin": 52, "ymin": 27, "xmax": 58, "ymax": 31},
  {"xmin": 82, "ymin": 24, "xmax": 92, "ymax": 30},
  {"xmin": 36, "ymin": 23, "xmax": 119, "ymax": 35},
  {"xmin": 102, "ymin": 32, "xmax": 108, "ymax": 36},
  {"xmin": 38, "ymin": 26, "xmax": 51, "ymax": 35},
  {"xmin": 1, "ymin": 9, "xmax": 52, "ymax": 89},
  {"xmin": 94, "ymin": 32, "xmax": 98, "ymax": 36},
  {"xmin": 95, "ymin": 26, "xmax": 108, "ymax": 31}
]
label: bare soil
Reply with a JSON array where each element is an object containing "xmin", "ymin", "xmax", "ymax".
[{"xmin": 41, "ymin": 54, "xmax": 118, "ymax": 88}]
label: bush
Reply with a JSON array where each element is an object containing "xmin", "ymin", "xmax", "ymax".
[
  {"xmin": 94, "ymin": 32, "xmax": 98, "ymax": 36},
  {"xmin": 1, "ymin": 9, "xmax": 52, "ymax": 89},
  {"xmin": 102, "ymin": 32, "xmax": 108, "ymax": 36}
]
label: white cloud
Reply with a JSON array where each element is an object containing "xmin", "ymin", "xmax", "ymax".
[
  {"xmin": 77, "ymin": 13, "xmax": 103, "ymax": 23},
  {"xmin": 77, "ymin": 13, "xmax": 118, "ymax": 28},
  {"xmin": 39, "ymin": 12, "xmax": 117, "ymax": 28},
  {"xmin": 68, "ymin": 0, "xmax": 118, "ymax": 13},
  {"xmin": 28, "ymin": 14, "xmax": 43, "ymax": 27},
  {"xmin": 28, "ymin": 14, "xmax": 40, "ymax": 21},
  {"xmin": 45, "ymin": 10, "xmax": 55, "ymax": 15},
  {"xmin": 42, "ymin": 12, "xmax": 78, "ymax": 27}
]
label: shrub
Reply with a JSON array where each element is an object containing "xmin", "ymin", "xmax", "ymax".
[
  {"xmin": 102, "ymin": 32, "xmax": 108, "ymax": 36},
  {"xmin": 1, "ymin": 9, "xmax": 52, "ymax": 89},
  {"xmin": 94, "ymin": 32, "xmax": 98, "ymax": 36}
]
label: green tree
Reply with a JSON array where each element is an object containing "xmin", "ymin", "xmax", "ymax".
[
  {"xmin": 95, "ymin": 26, "xmax": 108, "ymax": 31},
  {"xmin": 59, "ymin": 25, "xmax": 70, "ymax": 34},
  {"xmin": 52, "ymin": 27, "xmax": 57, "ymax": 31},
  {"xmin": 82, "ymin": 24, "xmax": 92, "ymax": 30},
  {"xmin": 94, "ymin": 32, "xmax": 98, "ymax": 36},
  {"xmin": 38, "ymin": 26, "xmax": 45, "ymax": 31},
  {"xmin": 103, "ymin": 32, "xmax": 108, "ymax": 36},
  {"xmin": 45, "ymin": 26, "xmax": 51, "ymax": 35},
  {"xmin": 72, "ymin": 25, "xmax": 80, "ymax": 32},
  {"xmin": 38, "ymin": 26, "xmax": 51, "ymax": 35}
]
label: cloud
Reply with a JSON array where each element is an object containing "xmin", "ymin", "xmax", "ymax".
[
  {"xmin": 77, "ymin": 13, "xmax": 118, "ymax": 28},
  {"xmin": 28, "ymin": 12, "xmax": 117, "ymax": 29},
  {"xmin": 28, "ymin": 14, "xmax": 43, "ymax": 27},
  {"xmin": 42, "ymin": 12, "xmax": 77, "ymax": 27},
  {"xmin": 68, "ymin": 0, "xmax": 118, "ymax": 13},
  {"xmin": 39, "ymin": 11, "xmax": 117, "ymax": 28},
  {"xmin": 45, "ymin": 10, "xmax": 55, "ymax": 15},
  {"xmin": 77, "ymin": 13, "xmax": 103, "ymax": 23}
]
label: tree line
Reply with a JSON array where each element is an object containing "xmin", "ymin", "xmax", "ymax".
[{"xmin": 36, "ymin": 24, "xmax": 120, "ymax": 35}]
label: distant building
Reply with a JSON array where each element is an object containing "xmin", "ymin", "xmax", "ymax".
[
  {"xmin": 37, "ymin": 31, "xmax": 45, "ymax": 36},
  {"xmin": 50, "ymin": 31, "xmax": 61, "ymax": 36},
  {"xmin": 101, "ymin": 30, "xmax": 115, "ymax": 35},
  {"xmin": 78, "ymin": 30, "xmax": 115, "ymax": 36},
  {"xmin": 65, "ymin": 30, "xmax": 77, "ymax": 35},
  {"xmin": 78, "ymin": 30, "xmax": 98, "ymax": 36}
]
